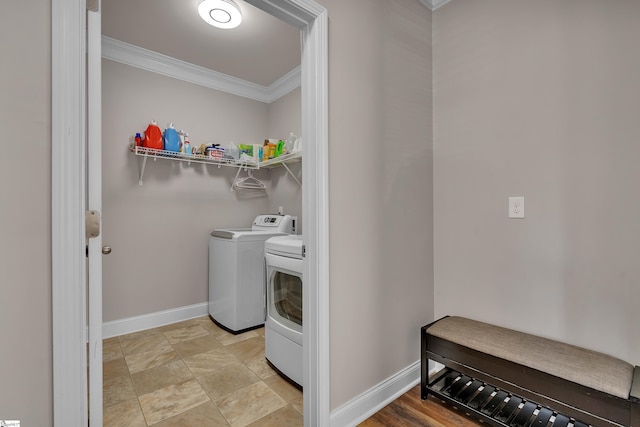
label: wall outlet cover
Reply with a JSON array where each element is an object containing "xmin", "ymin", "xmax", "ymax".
[{"xmin": 509, "ymin": 196, "xmax": 525, "ymax": 219}]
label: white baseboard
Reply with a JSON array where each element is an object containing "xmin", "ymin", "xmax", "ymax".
[
  {"xmin": 102, "ymin": 302, "xmax": 209, "ymax": 339},
  {"xmin": 330, "ymin": 361, "xmax": 421, "ymax": 427},
  {"xmin": 329, "ymin": 362, "xmax": 444, "ymax": 427}
]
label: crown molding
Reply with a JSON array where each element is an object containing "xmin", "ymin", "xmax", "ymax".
[
  {"xmin": 267, "ymin": 65, "xmax": 301, "ymax": 102},
  {"xmin": 419, "ymin": 0, "xmax": 451, "ymax": 11},
  {"xmin": 101, "ymin": 36, "xmax": 300, "ymax": 103}
]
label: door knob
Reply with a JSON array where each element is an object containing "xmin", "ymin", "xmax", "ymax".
[{"xmin": 102, "ymin": 246, "xmax": 112, "ymax": 255}]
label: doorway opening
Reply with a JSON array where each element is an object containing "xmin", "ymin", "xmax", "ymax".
[{"xmin": 51, "ymin": 0, "xmax": 329, "ymax": 425}]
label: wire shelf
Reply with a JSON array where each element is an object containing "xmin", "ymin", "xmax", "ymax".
[
  {"xmin": 132, "ymin": 146, "xmax": 259, "ymax": 169},
  {"xmin": 131, "ymin": 145, "xmax": 302, "ymax": 186}
]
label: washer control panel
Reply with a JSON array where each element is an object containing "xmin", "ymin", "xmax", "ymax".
[
  {"xmin": 252, "ymin": 214, "xmax": 294, "ymax": 233},
  {"xmin": 256, "ymin": 215, "xmax": 281, "ymax": 225}
]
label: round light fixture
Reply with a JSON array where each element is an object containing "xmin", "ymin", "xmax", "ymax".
[{"xmin": 198, "ymin": 0, "xmax": 242, "ymax": 29}]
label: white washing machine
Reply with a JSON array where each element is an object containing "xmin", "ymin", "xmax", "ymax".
[
  {"xmin": 209, "ymin": 214, "xmax": 294, "ymax": 334},
  {"xmin": 264, "ymin": 234, "xmax": 304, "ymax": 387}
]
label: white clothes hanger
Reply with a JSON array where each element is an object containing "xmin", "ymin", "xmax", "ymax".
[{"xmin": 232, "ymin": 169, "xmax": 266, "ymax": 191}]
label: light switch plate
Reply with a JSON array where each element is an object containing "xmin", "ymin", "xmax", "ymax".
[{"xmin": 509, "ymin": 196, "xmax": 525, "ymax": 219}]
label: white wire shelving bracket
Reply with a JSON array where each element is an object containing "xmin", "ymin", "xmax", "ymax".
[
  {"xmin": 131, "ymin": 146, "xmax": 302, "ymax": 186},
  {"xmin": 260, "ymin": 151, "xmax": 302, "ymax": 186},
  {"xmin": 280, "ymin": 162, "xmax": 301, "ymax": 186}
]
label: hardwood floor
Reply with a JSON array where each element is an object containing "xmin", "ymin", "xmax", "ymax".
[{"xmin": 359, "ymin": 385, "xmax": 484, "ymax": 427}]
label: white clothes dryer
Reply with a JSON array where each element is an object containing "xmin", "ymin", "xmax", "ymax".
[
  {"xmin": 209, "ymin": 215, "xmax": 294, "ymax": 334},
  {"xmin": 264, "ymin": 235, "xmax": 304, "ymax": 387}
]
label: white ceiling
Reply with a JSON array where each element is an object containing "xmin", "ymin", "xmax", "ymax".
[{"xmin": 102, "ymin": 0, "xmax": 301, "ymax": 87}]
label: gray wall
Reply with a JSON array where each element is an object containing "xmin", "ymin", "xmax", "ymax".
[
  {"xmin": 0, "ymin": 1, "xmax": 53, "ymax": 425},
  {"xmin": 433, "ymin": 0, "xmax": 640, "ymax": 365},
  {"xmin": 102, "ymin": 60, "xmax": 301, "ymax": 321},
  {"xmin": 10, "ymin": 0, "xmax": 638, "ymax": 424},
  {"xmin": 318, "ymin": 0, "xmax": 434, "ymax": 409}
]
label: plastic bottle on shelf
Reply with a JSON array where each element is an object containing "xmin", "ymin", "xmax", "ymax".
[
  {"xmin": 134, "ymin": 133, "xmax": 142, "ymax": 147},
  {"xmin": 285, "ymin": 132, "xmax": 297, "ymax": 154},
  {"xmin": 253, "ymin": 144, "xmax": 263, "ymax": 163},
  {"xmin": 163, "ymin": 123, "xmax": 181, "ymax": 152},
  {"xmin": 267, "ymin": 142, "xmax": 276, "ymax": 159},
  {"xmin": 183, "ymin": 133, "xmax": 191, "ymax": 157},
  {"xmin": 143, "ymin": 121, "xmax": 163, "ymax": 150}
]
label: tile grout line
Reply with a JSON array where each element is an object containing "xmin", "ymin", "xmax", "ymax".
[
  {"xmin": 121, "ymin": 336, "xmax": 151, "ymax": 427},
  {"xmin": 175, "ymin": 327, "xmax": 232, "ymax": 427}
]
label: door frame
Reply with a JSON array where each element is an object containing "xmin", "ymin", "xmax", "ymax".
[
  {"xmin": 86, "ymin": 4, "xmax": 103, "ymax": 425},
  {"xmin": 51, "ymin": 0, "xmax": 330, "ymax": 425}
]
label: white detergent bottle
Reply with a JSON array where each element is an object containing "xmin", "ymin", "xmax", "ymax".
[{"xmin": 286, "ymin": 132, "xmax": 297, "ymax": 154}]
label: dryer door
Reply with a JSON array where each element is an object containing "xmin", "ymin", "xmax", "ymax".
[{"xmin": 266, "ymin": 253, "xmax": 303, "ymax": 341}]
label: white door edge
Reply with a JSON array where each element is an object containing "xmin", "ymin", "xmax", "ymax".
[{"xmin": 87, "ymin": 4, "xmax": 103, "ymax": 426}]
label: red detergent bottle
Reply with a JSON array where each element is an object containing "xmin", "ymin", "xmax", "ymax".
[{"xmin": 143, "ymin": 120, "xmax": 163, "ymax": 150}]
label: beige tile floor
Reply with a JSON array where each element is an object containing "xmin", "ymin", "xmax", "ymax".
[{"xmin": 103, "ymin": 316, "xmax": 303, "ymax": 427}]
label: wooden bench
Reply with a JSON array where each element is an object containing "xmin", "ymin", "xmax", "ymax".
[{"xmin": 421, "ymin": 316, "xmax": 640, "ymax": 427}]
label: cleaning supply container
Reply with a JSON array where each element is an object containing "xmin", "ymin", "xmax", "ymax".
[
  {"xmin": 163, "ymin": 123, "xmax": 181, "ymax": 152},
  {"xmin": 183, "ymin": 133, "xmax": 191, "ymax": 157},
  {"xmin": 143, "ymin": 121, "xmax": 163, "ymax": 150}
]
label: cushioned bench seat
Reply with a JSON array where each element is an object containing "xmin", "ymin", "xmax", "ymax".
[{"xmin": 421, "ymin": 316, "xmax": 640, "ymax": 427}]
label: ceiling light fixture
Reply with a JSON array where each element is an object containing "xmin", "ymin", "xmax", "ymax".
[{"xmin": 198, "ymin": 0, "xmax": 242, "ymax": 29}]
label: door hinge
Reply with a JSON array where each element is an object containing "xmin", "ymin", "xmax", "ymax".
[
  {"xmin": 87, "ymin": 0, "xmax": 99, "ymax": 12},
  {"xmin": 302, "ymin": 245, "xmax": 306, "ymax": 258}
]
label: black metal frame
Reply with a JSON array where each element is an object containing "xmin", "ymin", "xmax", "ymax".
[{"xmin": 421, "ymin": 317, "xmax": 640, "ymax": 427}]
